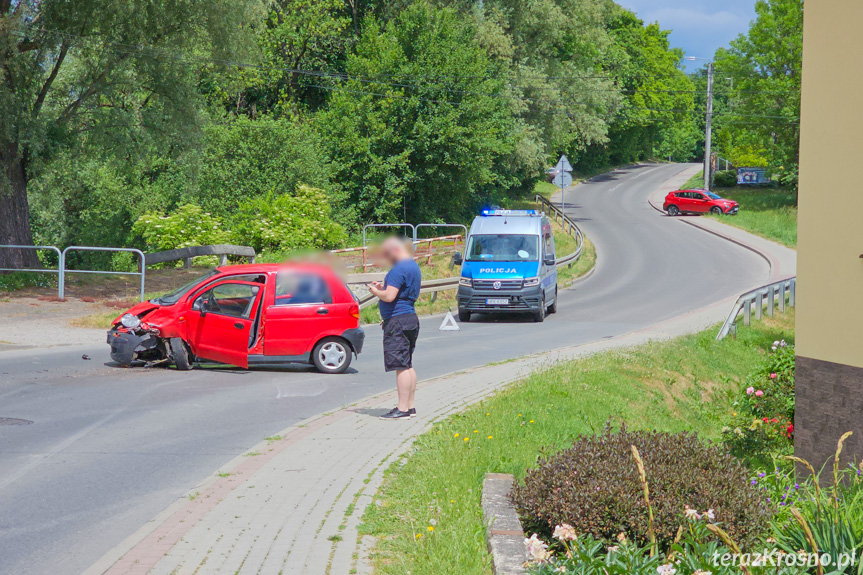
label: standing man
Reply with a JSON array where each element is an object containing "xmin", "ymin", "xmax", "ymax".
[{"xmin": 367, "ymin": 237, "xmax": 422, "ymax": 420}]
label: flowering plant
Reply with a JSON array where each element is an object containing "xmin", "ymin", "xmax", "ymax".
[
  {"xmin": 722, "ymin": 341, "xmax": 795, "ymax": 460},
  {"xmin": 528, "ymin": 516, "xmax": 807, "ymax": 574}
]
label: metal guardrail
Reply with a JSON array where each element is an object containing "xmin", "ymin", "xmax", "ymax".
[
  {"xmin": 716, "ymin": 277, "xmax": 796, "ymax": 340},
  {"xmin": 535, "ymin": 194, "xmax": 585, "ymax": 266},
  {"xmin": 60, "ymin": 247, "xmax": 146, "ymax": 301},
  {"xmin": 0, "ymin": 244, "xmax": 62, "ymax": 276},
  {"xmin": 1, "ymin": 244, "xmax": 146, "ymax": 300},
  {"xmin": 146, "ymin": 244, "xmax": 255, "ymax": 267},
  {"xmin": 356, "ymin": 276, "xmax": 460, "ymax": 309},
  {"xmin": 2, "ymin": 243, "xmax": 259, "ymax": 301},
  {"xmin": 362, "ymin": 223, "xmax": 416, "ymax": 247},
  {"xmin": 415, "ymin": 223, "xmax": 467, "ymax": 243}
]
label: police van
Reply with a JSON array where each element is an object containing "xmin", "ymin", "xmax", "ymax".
[{"xmin": 453, "ymin": 209, "xmax": 558, "ymax": 323}]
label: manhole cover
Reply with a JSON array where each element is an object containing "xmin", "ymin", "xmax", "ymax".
[{"xmin": 0, "ymin": 418, "xmax": 33, "ymax": 426}]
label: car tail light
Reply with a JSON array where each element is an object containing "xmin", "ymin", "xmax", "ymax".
[{"xmin": 349, "ymin": 304, "xmax": 360, "ymax": 319}]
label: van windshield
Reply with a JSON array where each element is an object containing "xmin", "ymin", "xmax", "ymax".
[
  {"xmin": 466, "ymin": 234, "xmax": 540, "ymax": 262},
  {"xmin": 151, "ymin": 269, "xmax": 220, "ymax": 305}
]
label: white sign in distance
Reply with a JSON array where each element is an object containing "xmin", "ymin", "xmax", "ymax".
[{"xmin": 553, "ymin": 171, "xmax": 573, "ymax": 188}]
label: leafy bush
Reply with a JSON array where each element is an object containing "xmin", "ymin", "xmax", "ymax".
[
  {"xmin": 722, "ymin": 340, "xmax": 795, "ymax": 459},
  {"xmin": 229, "ymin": 185, "xmax": 347, "ymax": 253},
  {"xmin": 512, "ymin": 426, "xmax": 772, "ymax": 551},
  {"xmin": 714, "ymin": 170, "xmax": 738, "ymax": 188},
  {"xmin": 132, "ymin": 204, "xmax": 230, "ymax": 252}
]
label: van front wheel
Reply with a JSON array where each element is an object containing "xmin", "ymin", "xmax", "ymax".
[
  {"xmin": 548, "ymin": 286, "xmax": 558, "ymax": 314},
  {"xmin": 533, "ymin": 297, "xmax": 546, "ymax": 323}
]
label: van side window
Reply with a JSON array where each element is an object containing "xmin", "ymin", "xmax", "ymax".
[{"xmin": 275, "ymin": 273, "xmax": 332, "ymax": 305}]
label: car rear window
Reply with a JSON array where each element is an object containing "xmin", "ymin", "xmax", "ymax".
[{"xmin": 275, "ymin": 273, "xmax": 332, "ymax": 305}]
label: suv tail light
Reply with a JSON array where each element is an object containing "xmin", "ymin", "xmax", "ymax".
[{"xmin": 349, "ymin": 304, "xmax": 360, "ymax": 319}]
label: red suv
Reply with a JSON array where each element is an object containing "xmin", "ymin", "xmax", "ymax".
[
  {"xmin": 107, "ymin": 263, "xmax": 364, "ymax": 374},
  {"xmin": 663, "ymin": 190, "xmax": 739, "ymax": 216}
]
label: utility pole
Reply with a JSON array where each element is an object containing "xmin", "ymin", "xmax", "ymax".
[{"xmin": 703, "ymin": 62, "xmax": 714, "ymax": 191}]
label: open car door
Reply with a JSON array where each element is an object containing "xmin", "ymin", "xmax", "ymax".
[{"xmin": 185, "ymin": 280, "xmax": 263, "ymax": 368}]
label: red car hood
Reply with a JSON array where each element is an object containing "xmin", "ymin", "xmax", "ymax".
[{"xmin": 111, "ymin": 301, "xmax": 166, "ymax": 326}]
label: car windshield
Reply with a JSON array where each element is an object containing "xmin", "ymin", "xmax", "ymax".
[
  {"xmin": 466, "ymin": 234, "xmax": 539, "ymax": 262},
  {"xmin": 707, "ymin": 192, "xmax": 722, "ymax": 200},
  {"xmin": 151, "ymin": 269, "xmax": 220, "ymax": 305}
]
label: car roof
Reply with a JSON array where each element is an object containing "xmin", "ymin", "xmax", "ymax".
[
  {"xmin": 469, "ymin": 214, "xmax": 544, "ymax": 235},
  {"xmin": 214, "ymin": 262, "xmax": 335, "ymax": 275}
]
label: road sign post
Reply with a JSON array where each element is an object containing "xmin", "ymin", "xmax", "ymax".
[{"xmin": 553, "ymin": 155, "xmax": 573, "ymax": 214}]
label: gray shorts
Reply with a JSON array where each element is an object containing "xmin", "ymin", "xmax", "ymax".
[{"xmin": 382, "ymin": 313, "xmax": 420, "ymax": 372}]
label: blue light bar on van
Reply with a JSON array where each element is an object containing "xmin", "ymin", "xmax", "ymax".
[{"xmin": 480, "ymin": 209, "xmax": 538, "ymax": 216}]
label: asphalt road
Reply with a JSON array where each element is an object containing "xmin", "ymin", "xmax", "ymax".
[{"xmin": 0, "ymin": 163, "xmax": 768, "ymax": 575}]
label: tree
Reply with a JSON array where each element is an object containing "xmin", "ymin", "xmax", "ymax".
[
  {"xmin": 713, "ymin": 0, "xmax": 802, "ymax": 183},
  {"xmin": 316, "ymin": 1, "xmax": 539, "ymax": 226},
  {"xmin": 0, "ymin": 0, "xmax": 261, "ymax": 268},
  {"xmin": 582, "ymin": 6, "xmax": 699, "ymax": 169}
]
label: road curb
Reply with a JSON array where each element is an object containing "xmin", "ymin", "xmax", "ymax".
[{"xmin": 482, "ymin": 474, "xmax": 527, "ymax": 575}]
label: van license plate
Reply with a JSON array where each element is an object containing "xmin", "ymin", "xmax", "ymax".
[{"xmin": 486, "ymin": 298, "xmax": 509, "ymax": 305}]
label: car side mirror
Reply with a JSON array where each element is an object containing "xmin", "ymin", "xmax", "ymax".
[
  {"xmin": 192, "ymin": 296, "xmax": 206, "ymax": 315},
  {"xmin": 544, "ymin": 255, "xmax": 556, "ymax": 266},
  {"xmin": 452, "ymin": 252, "xmax": 463, "ymax": 266}
]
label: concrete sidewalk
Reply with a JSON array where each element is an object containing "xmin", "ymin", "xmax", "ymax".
[{"xmin": 87, "ymin": 166, "xmax": 796, "ymax": 575}]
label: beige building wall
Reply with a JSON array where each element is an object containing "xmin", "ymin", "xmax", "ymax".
[
  {"xmin": 795, "ymin": 0, "xmax": 863, "ymax": 467},
  {"xmin": 796, "ymin": 0, "xmax": 863, "ymax": 368}
]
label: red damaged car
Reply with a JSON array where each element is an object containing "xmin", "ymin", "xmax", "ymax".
[
  {"xmin": 107, "ymin": 263, "xmax": 364, "ymax": 374},
  {"xmin": 663, "ymin": 189, "xmax": 739, "ymax": 216}
]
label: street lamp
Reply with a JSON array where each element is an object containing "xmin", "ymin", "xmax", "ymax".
[{"xmin": 685, "ymin": 56, "xmax": 714, "ymax": 191}]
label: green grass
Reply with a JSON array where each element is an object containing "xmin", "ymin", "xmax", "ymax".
[
  {"xmin": 533, "ymin": 181, "xmax": 559, "ymax": 199},
  {"xmin": 361, "ymin": 311, "xmax": 795, "ymax": 575},
  {"xmin": 681, "ymin": 172, "xmax": 797, "ymax": 248}
]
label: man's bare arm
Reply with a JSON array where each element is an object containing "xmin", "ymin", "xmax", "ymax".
[{"xmin": 368, "ymin": 283, "xmax": 400, "ymax": 303}]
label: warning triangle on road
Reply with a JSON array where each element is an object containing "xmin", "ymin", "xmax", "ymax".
[{"xmin": 439, "ymin": 311, "xmax": 460, "ymax": 331}]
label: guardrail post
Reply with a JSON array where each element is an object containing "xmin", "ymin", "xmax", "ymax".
[
  {"xmin": 183, "ymin": 257, "xmax": 192, "ymax": 269},
  {"xmin": 789, "ymin": 279, "xmax": 795, "ymax": 307},
  {"xmin": 743, "ymin": 299, "xmax": 751, "ymax": 326},
  {"xmin": 755, "ymin": 291, "xmax": 763, "ymax": 320},
  {"xmin": 59, "ymin": 250, "xmax": 66, "ymax": 300},
  {"xmin": 767, "ymin": 286, "xmax": 775, "ymax": 317},
  {"xmin": 778, "ymin": 283, "xmax": 786, "ymax": 313}
]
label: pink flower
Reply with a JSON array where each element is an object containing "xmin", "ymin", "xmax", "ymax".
[
  {"xmin": 684, "ymin": 505, "xmax": 701, "ymax": 520},
  {"xmin": 746, "ymin": 387, "xmax": 755, "ymax": 395},
  {"xmin": 552, "ymin": 524, "xmax": 577, "ymax": 542},
  {"xmin": 769, "ymin": 373, "xmax": 777, "ymax": 379},
  {"xmin": 525, "ymin": 534, "xmax": 550, "ymax": 562},
  {"xmin": 755, "ymin": 390, "xmax": 764, "ymax": 397}
]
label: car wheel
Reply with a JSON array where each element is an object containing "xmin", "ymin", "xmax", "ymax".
[
  {"xmin": 710, "ymin": 206, "xmax": 723, "ymax": 215},
  {"xmin": 169, "ymin": 338, "xmax": 193, "ymax": 371},
  {"xmin": 312, "ymin": 337, "xmax": 352, "ymax": 374},
  {"xmin": 548, "ymin": 286, "xmax": 558, "ymax": 314},
  {"xmin": 458, "ymin": 309, "xmax": 472, "ymax": 323},
  {"xmin": 666, "ymin": 205, "xmax": 680, "ymax": 216},
  {"xmin": 533, "ymin": 296, "xmax": 546, "ymax": 323}
]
